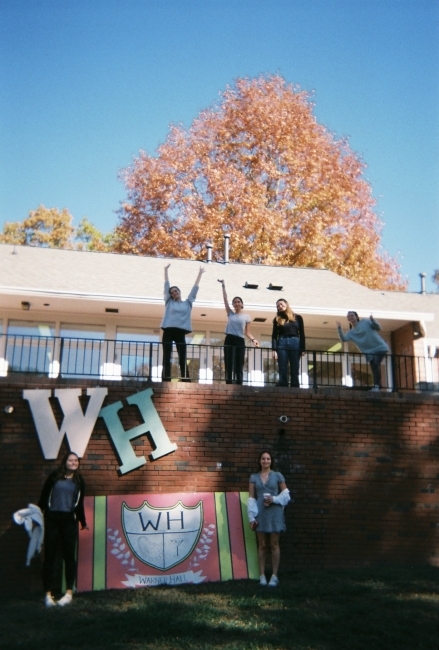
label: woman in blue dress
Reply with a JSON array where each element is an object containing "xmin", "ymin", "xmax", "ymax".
[{"xmin": 247, "ymin": 451, "xmax": 290, "ymax": 586}]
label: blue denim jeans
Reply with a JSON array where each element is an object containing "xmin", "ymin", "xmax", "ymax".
[{"xmin": 277, "ymin": 336, "xmax": 300, "ymax": 387}]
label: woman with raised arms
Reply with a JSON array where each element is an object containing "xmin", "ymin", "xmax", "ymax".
[{"xmin": 218, "ymin": 279, "xmax": 259, "ymax": 384}]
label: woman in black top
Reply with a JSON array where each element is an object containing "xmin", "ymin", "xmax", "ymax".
[
  {"xmin": 38, "ymin": 452, "xmax": 88, "ymax": 607},
  {"xmin": 272, "ymin": 298, "xmax": 306, "ymax": 387}
]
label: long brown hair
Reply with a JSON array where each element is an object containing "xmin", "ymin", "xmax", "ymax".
[
  {"xmin": 54, "ymin": 452, "xmax": 82, "ymax": 486},
  {"xmin": 257, "ymin": 450, "xmax": 277, "ymax": 472},
  {"xmin": 275, "ymin": 298, "xmax": 296, "ymax": 326},
  {"xmin": 347, "ymin": 311, "xmax": 360, "ymax": 330}
]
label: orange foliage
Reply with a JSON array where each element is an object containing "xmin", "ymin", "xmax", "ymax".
[
  {"xmin": 115, "ymin": 75, "xmax": 406, "ymax": 290},
  {"xmin": 0, "ymin": 205, "xmax": 74, "ymax": 248},
  {"xmin": 0, "ymin": 208, "xmax": 113, "ymax": 252}
]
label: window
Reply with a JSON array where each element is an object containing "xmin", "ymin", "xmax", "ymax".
[
  {"xmin": 8, "ymin": 320, "xmax": 55, "ymax": 337},
  {"xmin": 209, "ymin": 332, "xmax": 224, "ymax": 346},
  {"xmin": 59, "ymin": 323, "xmax": 105, "ymax": 378},
  {"xmin": 115, "ymin": 327, "xmax": 160, "ymax": 379},
  {"xmin": 6, "ymin": 320, "xmax": 55, "ymax": 373},
  {"xmin": 60, "ymin": 324, "xmax": 105, "ymax": 339},
  {"xmin": 306, "ymin": 337, "xmax": 342, "ymax": 353}
]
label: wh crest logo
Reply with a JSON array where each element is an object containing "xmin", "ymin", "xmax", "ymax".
[{"xmin": 122, "ymin": 500, "xmax": 203, "ymax": 571}]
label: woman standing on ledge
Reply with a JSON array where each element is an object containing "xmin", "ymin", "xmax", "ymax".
[
  {"xmin": 161, "ymin": 264, "xmax": 206, "ymax": 381},
  {"xmin": 247, "ymin": 451, "xmax": 290, "ymax": 587},
  {"xmin": 218, "ymin": 279, "xmax": 259, "ymax": 384},
  {"xmin": 272, "ymin": 298, "xmax": 306, "ymax": 388},
  {"xmin": 336, "ymin": 311, "xmax": 389, "ymax": 391},
  {"xmin": 38, "ymin": 452, "xmax": 88, "ymax": 607}
]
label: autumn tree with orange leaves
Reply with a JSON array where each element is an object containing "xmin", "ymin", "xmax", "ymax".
[
  {"xmin": 0, "ymin": 205, "xmax": 75, "ymax": 248},
  {"xmin": 115, "ymin": 75, "xmax": 405, "ymax": 290}
]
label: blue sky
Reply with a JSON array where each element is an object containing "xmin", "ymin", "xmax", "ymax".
[{"xmin": 1, "ymin": 0, "xmax": 438, "ymax": 292}]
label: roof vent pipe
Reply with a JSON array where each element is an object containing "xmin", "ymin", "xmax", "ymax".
[
  {"xmin": 224, "ymin": 234, "xmax": 230, "ymax": 264},
  {"xmin": 206, "ymin": 243, "xmax": 212, "ymax": 263},
  {"xmin": 420, "ymin": 272, "xmax": 426, "ymax": 295}
]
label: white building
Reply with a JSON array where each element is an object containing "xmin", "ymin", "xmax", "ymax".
[{"xmin": 1, "ymin": 243, "xmax": 438, "ymax": 389}]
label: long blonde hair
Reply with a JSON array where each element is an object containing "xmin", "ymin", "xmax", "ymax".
[{"xmin": 275, "ymin": 298, "xmax": 295, "ymax": 326}]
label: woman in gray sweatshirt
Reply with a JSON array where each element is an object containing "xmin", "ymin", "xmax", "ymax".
[
  {"xmin": 161, "ymin": 264, "xmax": 206, "ymax": 381},
  {"xmin": 337, "ymin": 312, "xmax": 389, "ymax": 391}
]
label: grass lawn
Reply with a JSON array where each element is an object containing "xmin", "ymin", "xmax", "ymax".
[{"xmin": 1, "ymin": 566, "xmax": 438, "ymax": 650}]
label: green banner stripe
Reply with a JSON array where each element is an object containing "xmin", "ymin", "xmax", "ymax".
[
  {"xmin": 214, "ymin": 492, "xmax": 233, "ymax": 581},
  {"xmin": 239, "ymin": 492, "xmax": 259, "ymax": 579},
  {"xmin": 93, "ymin": 496, "xmax": 107, "ymax": 591}
]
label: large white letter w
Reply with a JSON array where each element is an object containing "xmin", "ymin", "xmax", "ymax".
[{"xmin": 23, "ymin": 388, "xmax": 108, "ymax": 459}]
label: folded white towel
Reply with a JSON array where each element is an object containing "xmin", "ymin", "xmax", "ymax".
[
  {"xmin": 13, "ymin": 504, "xmax": 44, "ymax": 566},
  {"xmin": 247, "ymin": 496, "xmax": 258, "ymax": 522},
  {"xmin": 271, "ymin": 488, "xmax": 291, "ymax": 507}
]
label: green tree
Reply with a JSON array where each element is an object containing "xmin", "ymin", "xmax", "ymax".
[{"xmin": 75, "ymin": 218, "xmax": 114, "ymax": 252}]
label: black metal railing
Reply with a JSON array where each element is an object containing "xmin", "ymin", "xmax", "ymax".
[{"xmin": 0, "ymin": 334, "xmax": 438, "ymax": 392}]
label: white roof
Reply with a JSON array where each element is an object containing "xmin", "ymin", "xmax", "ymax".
[{"xmin": 0, "ymin": 243, "xmax": 437, "ymax": 335}]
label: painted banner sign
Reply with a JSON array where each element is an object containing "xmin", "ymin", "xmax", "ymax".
[{"xmin": 77, "ymin": 491, "xmax": 258, "ymax": 591}]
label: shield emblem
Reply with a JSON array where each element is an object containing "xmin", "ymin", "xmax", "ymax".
[{"xmin": 122, "ymin": 500, "xmax": 203, "ymax": 571}]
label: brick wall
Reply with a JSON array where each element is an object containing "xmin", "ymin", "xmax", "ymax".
[
  {"xmin": 392, "ymin": 323, "xmax": 429, "ymax": 387},
  {"xmin": 1, "ymin": 378, "xmax": 438, "ymax": 594},
  {"xmin": 392, "ymin": 323, "xmax": 417, "ymax": 356}
]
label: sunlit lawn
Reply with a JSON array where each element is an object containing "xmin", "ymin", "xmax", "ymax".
[{"xmin": 1, "ymin": 566, "xmax": 438, "ymax": 650}]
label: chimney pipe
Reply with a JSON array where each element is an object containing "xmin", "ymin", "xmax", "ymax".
[
  {"xmin": 420, "ymin": 272, "xmax": 426, "ymax": 295},
  {"xmin": 224, "ymin": 234, "xmax": 230, "ymax": 264},
  {"xmin": 206, "ymin": 243, "xmax": 212, "ymax": 263}
]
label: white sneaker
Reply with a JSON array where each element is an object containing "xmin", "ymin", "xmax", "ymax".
[
  {"xmin": 259, "ymin": 575, "xmax": 267, "ymax": 586},
  {"xmin": 57, "ymin": 593, "xmax": 73, "ymax": 607},
  {"xmin": 44, "ymin": 594, "xmax": 56, "ymax": 608},
  {"xmin": 268, "ymin": 575, "xmax": 279, "ymax": 587},
  {"xmin": 370, "ymin": 386, "xmax": 380, "ymax": 392}
]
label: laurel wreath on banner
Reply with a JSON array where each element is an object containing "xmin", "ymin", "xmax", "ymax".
[
  {"xmin": 107, "ymin": 523, "xmax": 216, "ymax": 572},
  {"xmin": 189, "ymin": 524, "xmax": 216, "ymax": 568},
  {"xmin": 108, "ymin": 528, "xmax": 139, "ymax": 574}
]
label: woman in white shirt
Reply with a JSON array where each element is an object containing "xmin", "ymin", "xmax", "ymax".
[{"xmin": 218, "ymin": 279, "xmax": 259, "ymax": 384}]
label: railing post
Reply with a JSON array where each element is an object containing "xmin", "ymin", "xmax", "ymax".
[
  {"xmin": 0, "ymin": 333, "xmax": 7, "ymax": 377},
  {"xmin": 148, "ymin": 342, "xmax": 153, "ymax": 381},
  {"xmin": 312, "ymin": 350, "xmax": 318, "ymax": 392},
  {"xmin": 390, "ymin": 353, "xmax": 398, "ymax": 392},
  {"xmin": 49, "ymin": 336, "xmax": 61, "ymax": 378},
  {"xmin": 58, "ymin": 337, "xmax": 65, "ymax": 377}
]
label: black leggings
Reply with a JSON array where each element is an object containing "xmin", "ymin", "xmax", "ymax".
[
  {"xmin": 224, "ymin": 334, "xmax": 246, "ymax": 384},
  {"xmin": 43, "ymin": 511, "xmax": 78, "ymax": 592},
  {"xmin": 162, "ymin": 328, "xmax": 190, "ymax": 381},
  {"xmin": 368, "ymin": 353, "xmax": 386, "ymax": 388}
]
